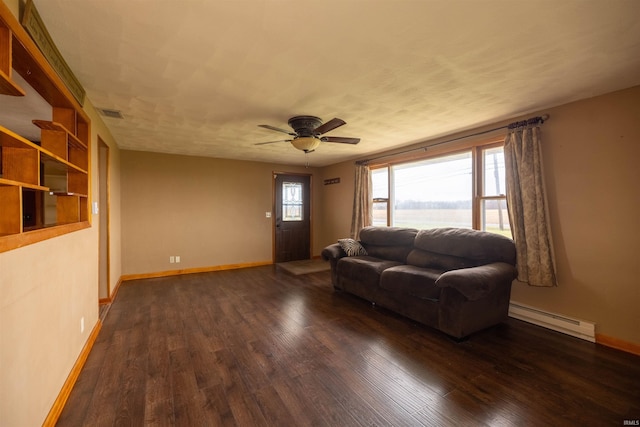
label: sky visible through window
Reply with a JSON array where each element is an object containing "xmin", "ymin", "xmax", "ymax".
[
  {"xmin": 372, "ymin": 148, "xmax": 508, "ymax": 231},
  {"xmin": 394, "ymin": 152, "xmax": 472, "ymax": 204},
  {"xmin": 373, "ymin": 150, "xmax": 506, "ymax": 203}
]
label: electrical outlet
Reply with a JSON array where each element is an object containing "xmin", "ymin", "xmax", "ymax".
[
  {"xmin": 176, "ymin": 256, "xmax": 181, "ymax": 263},
  {"xmin": 170, "ymin": 256, "xmax": 175, "ymax": 263},
  {"xmin": 80, "ymin": 317, "xmax": 85, "ymax": 333}
]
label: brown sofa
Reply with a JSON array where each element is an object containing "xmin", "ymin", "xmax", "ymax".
[{"xmin": 321, "ymin": 226, "xmax": 517, "ymax": 339}]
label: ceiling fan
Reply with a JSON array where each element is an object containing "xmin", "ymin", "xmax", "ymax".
[{"xmin": 256, "ymin": 115, "xmax": 360, "ymax": 153}]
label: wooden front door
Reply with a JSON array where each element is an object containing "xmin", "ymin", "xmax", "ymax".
[{"xmin": 274, "ymin": 173, "xmax": 311, "ymax": 263}]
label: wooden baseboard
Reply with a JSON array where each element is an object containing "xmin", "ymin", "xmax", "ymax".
[
  {"xmin": 98, "ymin": 277, "xmax": 123, "ymax": 305},
  {"xmin": 120, "ymin": 260, "xmax": 273, "ymax": 282},
  {"xmin": 596, "ymin": 334, "xmax": 640, "ymax": 356},
  {"xmin": 42, "ymin": 319, "xmax": 102, "ymax": 426}
]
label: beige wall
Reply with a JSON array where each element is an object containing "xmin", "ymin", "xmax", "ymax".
[
  {"xmin": 315, "ymin": 161, "xmax": 356, "ymax": 250},
  {"xmin": 120, "ymin": 151, "xmax": 317, "ymax": 275},
  {"xmin": 510, "ymin": 86, "xmax": 640, "ymax": 344},
  {"xmin": 4, "ymin": 0, "xmax": 16, "ymax": 18},
  {"xmin": 0, "ymin": 229, "xmax": 97, "ymax": 426},
  {"xmin": 318, "ymin": 85, "xmax": 640, "ymax": 346},
  {"xmin": 85, "ymin": 102, "xmax": 122, "ymax": 300}
]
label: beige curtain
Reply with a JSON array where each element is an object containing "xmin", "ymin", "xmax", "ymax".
[
  {"xmin": 350, "ymin": 163, "xmax": 372, "ymax": 239},
  {"xmin": 504, "ymin": 124, "xmax": 557, "ymax": 287}
]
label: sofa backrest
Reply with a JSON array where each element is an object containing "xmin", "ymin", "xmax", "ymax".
[
  {"xmin": 359, "ymin": 226, "xmax": 418, "ymax": 262},
  {"xmin": 407, "ymin": 227, "xmax": 516, "ymax": 270}
]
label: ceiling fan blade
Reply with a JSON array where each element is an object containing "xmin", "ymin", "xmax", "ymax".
[
  {"xmin": 254, "ymin": 139, "xmax": 292, "ymax": 146},
  {"xmin": 313, "ymin": 118, "xmax": 346, "ymax": 135},
  {"xmin": 258, "ymin": 124, "xmax": 296, "ymax": 135},
  {"xmin": 322, "ymin": 136, "xmax": 360, "ymax": 144}
]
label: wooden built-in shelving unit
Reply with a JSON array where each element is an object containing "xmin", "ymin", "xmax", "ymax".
[{"xmin": 0, "ymin": 2, "xmax": 91, "ymax": 251}]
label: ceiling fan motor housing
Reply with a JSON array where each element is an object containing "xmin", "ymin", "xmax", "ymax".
[{"xmin": 288, "ymin": 116, "xmax": 323, "ymax": 137}]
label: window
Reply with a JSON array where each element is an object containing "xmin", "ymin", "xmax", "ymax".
[
  {"xmin": 371, "ymin": 139, "xmax": 511, "ymax": 238},
  {"xmin": 371, "ymin": 167, "xmax": 388, "ymax": 226},
  {"xmin": 478, "ymin": 145, "xmax": 511, "ymax": 237},
  {"xmin": 282, "ymin": 182, "xmax": 303, "ymax": 221}
]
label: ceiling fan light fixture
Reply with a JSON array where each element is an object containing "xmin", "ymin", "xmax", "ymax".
[{"xmin": 291, "ymin": 136, "xmax": 320, "ymax": 152}]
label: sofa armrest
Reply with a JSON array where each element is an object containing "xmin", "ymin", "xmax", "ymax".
[
  {"xmin": 435, "ymin": 262, "xmax": 517, "ymax": 301},
  {"xmin": 322, "ymin": 243, "xmax": 347, "ymax": 261}
]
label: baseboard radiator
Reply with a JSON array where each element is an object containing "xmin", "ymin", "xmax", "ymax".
[{"xmin": 508, "ymin": 301, "xmax": 596, "ymax": 342}]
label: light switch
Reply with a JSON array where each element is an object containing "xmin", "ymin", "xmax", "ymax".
[
  {"xmin": 92, "ymin": 201, "xmax": 99, "ymax": 214},
  {"xmin": 265, "ymin": 212, "xmax": 272, "ymax": 218}
]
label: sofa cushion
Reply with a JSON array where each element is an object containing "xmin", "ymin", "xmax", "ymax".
[
  {"xmin": 364, "ymin": 244, "xmax": 413, "ymax": 263},
  {"xmin": 338, "ymin": 238, "xmax": 368, "ymax": 256},
  {"xmin": 337, "ymin": 256, "xmax": 402, "ymax": 286},
  {"xmin": 357, "ymin": 226, "xmax": 418, "ymax": 263},
  {"xmin": 359, "ymin": 226, "xmax": 418, "ymax": 246},
  {"xmin": 406, "ymin": 248, "xmax": 476, "ymax": 270},
  {"xmin": 380, "ymin": 265, "xmax": 443, "ymax": 300},
  {"xmin": 414, "ymin": 227, "xmax": 516, "ymax": 265}
]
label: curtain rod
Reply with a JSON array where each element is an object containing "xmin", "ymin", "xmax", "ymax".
[{"xmin": 357, "ymin": 114, "xmax": 549, "ymax": 165}]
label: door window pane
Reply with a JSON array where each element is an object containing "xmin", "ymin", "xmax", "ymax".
[
  {"xmin": 282, "ymin": 182, "xmax": 303, "ymax": 221},
  {"xmin": 392, "ymin": 152, "xmax": 472, "ymax": 229}
]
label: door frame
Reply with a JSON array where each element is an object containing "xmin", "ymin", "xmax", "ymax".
[
  {"xmin": 272, "ymin": 171, "xmax": 313, "ymax": 263},
  {"xmin": 97, "ymin": 137, "xmax": 111, "ymax": 303}
]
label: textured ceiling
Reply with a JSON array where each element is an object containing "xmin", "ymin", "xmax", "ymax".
[{"xmin": 23, "ymin": 0, "xmax": 640, "ymax": 167}]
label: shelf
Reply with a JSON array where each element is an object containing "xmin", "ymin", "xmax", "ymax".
[
  {"xmin": 56, "ymin": 192, "xmax": 88, "ymax": 223},
  {"xmin": 32, "ymin": 120, "xmax": 87, "ymax": 150},
  {"xmin": 50, "ymin": 191, "xmax": 87, "ymax": 198},
  {"xmin": 0, "ymin": 68, "xmax": 26, "ymax": 96},
  {"xmin": 40, "ymin": 148, "xmax": 88, "ymax": 175},
  {"xmin": 0, "ymin": 125, "xmax": 40, "ymax": 185},
  {"xmin": 0, "ymin": 124, "xmax": 40, "ymax": 149},
  {"xmin": 0, "ymin": 177, "xmax": 49, "ymax": 191}
]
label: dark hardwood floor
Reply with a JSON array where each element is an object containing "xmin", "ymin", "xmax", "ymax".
[{"xmin": 57, "ymin": 266, "xmax": 640, "ymax": 426}]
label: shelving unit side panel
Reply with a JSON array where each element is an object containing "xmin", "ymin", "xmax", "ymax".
[
  {"xmin": 68, "ymin": 145, "xmax": 87, "ymax": 170},
  {"xmin": 76, "ymin": 120, "xmax": 89, "ymax": 145},
  {"xmin": 2, "ymin": 146, "xmax": 39, "ymax": 185},
  {"xmin": 56, "ymin": 194, "xmax": 80, "ymax": 224},
  {"xmin": 79, "ymin": 195, "xmax": 88, "ymax": 222},
  {"xmin": 40, "ymin": 129, "xmax": 68, "ymax": 160},
  {"xmin": 0, "ymin": 24, "xmax": 10, "ymax": 74},
  {"xmin": 0, "ymin": 185, "xmax": 22, "ymax": 235},
  {"xmin": 0, "ymin": 23, "xmax": 23, "ymax": 96},
  {"xmin": 67, "ymin": 169, "xmax": 88, "ymax": 195},
  {"xmin": 52, "ymin": 107, "xmax": 76, "ymax": 135}
]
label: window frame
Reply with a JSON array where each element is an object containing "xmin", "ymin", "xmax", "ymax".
[
  {"xmin": 371, "ymin": 166, "xmax": 390, "ymax": 226},
  {"xmin": 370, "ymin": 136, "xmax": 508, "ymax": 234},
  {"xmin": 473, "ymin": 142, "xmax": 510, "ymax": 236}
]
